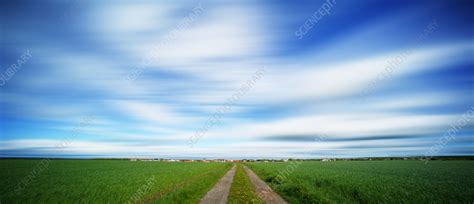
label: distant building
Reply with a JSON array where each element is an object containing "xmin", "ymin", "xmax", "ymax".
[{"xmin": 181, "ymin": 159, "xmax": 194, "ymax": 162}]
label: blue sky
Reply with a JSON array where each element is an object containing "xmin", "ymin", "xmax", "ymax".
[{"xmin": 0, "ymin": 0, "xmax": 473, "ymax": 159}]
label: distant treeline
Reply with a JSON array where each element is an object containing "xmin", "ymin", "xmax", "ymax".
[
  {"xmin": 1, "ymin": 156, "xmax": 473, "ymax": 161},
  {"xmin": 282, "ymin": 156, "xmax": 474, "ymax": 161}
]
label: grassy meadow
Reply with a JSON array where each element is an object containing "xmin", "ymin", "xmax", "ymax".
[
  {"xmin": 246, "ymin": 160, "xmax": 474, "ymax": 203},
  {"xmin": 0, "ymin": 159, "xmax": 232, "ymax": 203},
  {"xmin": 228, "ymin": 164, "xmax": 263, "ymax": 204},
  {"xmin": 1, "ymin": 159, "xmax": 473, "ymax": 203}
]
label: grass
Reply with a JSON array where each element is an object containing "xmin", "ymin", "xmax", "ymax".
[
  {"xmin": 228, "ymin": 164, "xmax": 263, "ymax": 204},
  {"xmin": 0, "ymin": 159, "xmax": 232, "ymax": 204},
  {"xmin": 3, "ymin": 159, "xmax": 472, "ymax": 203},
  {"xmin": 246, "ymin": 160, "xmax": 474, "ymax": 203}
]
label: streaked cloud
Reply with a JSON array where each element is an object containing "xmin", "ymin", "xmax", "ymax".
[{"xmin": 0, "ymin": 0, "xmax": 472, "ymax": 158}]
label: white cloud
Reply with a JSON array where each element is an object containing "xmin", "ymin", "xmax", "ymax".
[
  {"xmin": 246, "ymin": 43, "xmax": 473, "ymax": 104},
  {"xmin": 2, "ymin": 136, "xmax": 462, "ymax": 158},
  {"xmin": 150, "ymin": 6, "xmax": 271, "ymax": 65},
  {"xmin": 111, "ymin": 100, "xmax": 194, "ymax": 125},
  {"xmin": 201, "ymin": 113, "xmax": 456, "ymax": 142},
  {"xmin": 3, "ymin": 1, "xmax": 472, "ymax": 159}
]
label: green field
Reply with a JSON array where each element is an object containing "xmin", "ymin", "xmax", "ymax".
[
  {"xmin": 2, "ymin": 159, "xmax": 473, "ymax": 204},
  {"xmin": 0, "ymin": 159, "xmax": 231, "ymax": 203},
  {"xmin": 246, "ymin": 160, "xmax": 474, "ymax": 203},
  {"xmin": 228, "ymin": 164, "xmax": 263, "ymax": 204}
]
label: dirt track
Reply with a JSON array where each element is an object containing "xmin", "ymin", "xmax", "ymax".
[
  {"xmin": 199, "ymin": 165, "xmax": 236, "ymax": 204},
  {"xmin": 243, "ymin": 166, "xmax": 287, "ymax": 204}
]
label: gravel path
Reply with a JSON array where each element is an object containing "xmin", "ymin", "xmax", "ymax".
[
  {"xmin": 199, "ymin": 165, "xmax": 236, "ymax": 204},
  {"xmin": 243, "ymin": 166, "xmax": 288, "ymax": 204}
]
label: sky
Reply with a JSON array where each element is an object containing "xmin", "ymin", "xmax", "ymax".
[{"xmin": 0, "ymin": 0, "xmax": 473, "ymax": 159}]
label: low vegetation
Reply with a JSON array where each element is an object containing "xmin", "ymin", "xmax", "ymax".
[
  {"xmin": 228, "ymin": 164, "xmax": 263, "ymax": 204},
  {"xmin": 246, "ymin": 160, "xmax": 474, "ymax": 203},
  {"xmin": 3, "ymin": 159, "xmax": 473, "ymax": 203},
  {"xmin": 0, "ymin": 159, "xmax": 231, "ymax": 203}
]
